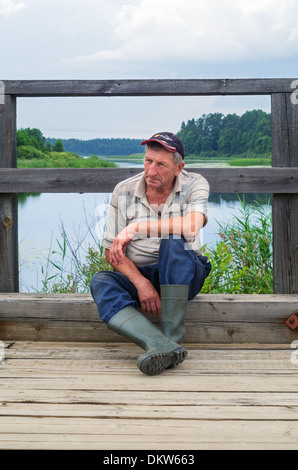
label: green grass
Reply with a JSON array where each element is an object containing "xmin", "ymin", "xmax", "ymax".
[
  {"xmin": 18, "ymin": 151, "xmax": 271, "ymax": 169},
  {"xmin": 229, "ymin": 158, "xmax": 271, "ymax": 167},
  {"xmin": 18, "ymin": 152, "xmax": 117, "ymax": 168},
  {"xmin": 97, "ymin": 153, "xmax": 145, "ymax": 163}
]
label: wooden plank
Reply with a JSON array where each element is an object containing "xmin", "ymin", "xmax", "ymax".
[
  {"xmin": 0, "ymin": 95, "xmax": 18, "ymax": 292},
  {"xmin": 0, "ymin": 167, "xmax": 298, "ymax": 194},
  {"xmin": 0, "ymin": 195, "xmax": 18, "ymax": 292},
  {"xmin": 1, "ymin": 387, "xmax": 298, "ymax": 406},
  {"xmin": 1, "ymin": 369, "xmax": 298, "ymax": 391},
  {"xmin": 0, "ymin": 293, "xmax": 297, "ymax": 343},
  {"xmin": 3, "ymin": 78, "xmax": 296, "ymax": 96},
  {"xmin": 2, "ymin": 402, "xmax": 298, "ymax": 421},
  {"xmin": 271, "ymin": 93, "xmax": 298, "ymax": 294},
  {"xmin": 2, "ymin": 344, "xmax": 298, "ymax": 396},
  {"xmin": 0, "ymin": 95, "xmax": 17, "ymax": 168},
  {"xmin": 2, "ymin": 342, "xmax": 298, "ymax": 375},
  {"xmin": 271, "ymin": 93, "xmax": 298, "ymax": 166},
  {"xmin": 0, "ymin": 317, "xmax": 295, "ymax": 345},
  {"xmin": 4, "ymin": 342, "xmax": 293, "ymax": 358},
  {"xmin": 2, "ymin": 388, "xmax": 298, "ymax": 406},
  {"xmin": 272, "ymin": 194, "xmax": 298, "ymax": 293},
  {"xmin": 3, "ymin": 351, "xmax": 298, "ymax": 374},
  {"xmin": 0, "ymin": 427, "xmax": 297, "ymax": 450}
]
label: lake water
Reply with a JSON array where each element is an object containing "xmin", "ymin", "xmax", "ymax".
[{"xmin": 18, "ymin": 162, "xmax": 272, "ymax": 292}]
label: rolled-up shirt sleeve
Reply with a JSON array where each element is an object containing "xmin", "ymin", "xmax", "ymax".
[
  {"xmin": 183, "ymin": 173, "xmax": 209, "ymax": 226},
  {"xmin": 102, "ymin": 190, "xmax": 125, "ymax": 249}
]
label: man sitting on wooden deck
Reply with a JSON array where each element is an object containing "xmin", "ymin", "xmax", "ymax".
[{"xmin": 90, "ymin": 132, "xmax": 211, "ymax": 376}]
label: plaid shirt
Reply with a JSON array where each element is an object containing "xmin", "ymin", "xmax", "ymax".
[{"xmin": 103, "ymin": 170, "xmax": 209, "ymax": 267}]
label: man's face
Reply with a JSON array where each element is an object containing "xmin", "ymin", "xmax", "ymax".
[{"xmin": 144, "ymin": 147, "xmax": 184, "ymax": 192}]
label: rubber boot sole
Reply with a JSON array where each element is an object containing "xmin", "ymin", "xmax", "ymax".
[{"xmin": 138, "ymin": 347, "xmax": 188, "ymax": 376}]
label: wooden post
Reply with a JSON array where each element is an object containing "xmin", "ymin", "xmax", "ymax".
[
  {"xmin": 271, "ymin": 92, "xmax": 298, "ymax": 294},
  {"xmin": 0, "ymin": 92, "xmax": 18, "ymax": 292}
]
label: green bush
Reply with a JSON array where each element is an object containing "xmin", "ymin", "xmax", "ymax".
[{"xmin": 17, "ymin": 145, "xmax": 46, "ymax": 160}]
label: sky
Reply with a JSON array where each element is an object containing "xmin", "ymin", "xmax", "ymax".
[{"xmin": 1, "ymin": 0, "xmax": 298, "ymax": 140}]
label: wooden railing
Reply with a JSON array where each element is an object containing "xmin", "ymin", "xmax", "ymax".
[{"xmin": 0, "ymin": 79, "xmax": 297, "ymax": 294}]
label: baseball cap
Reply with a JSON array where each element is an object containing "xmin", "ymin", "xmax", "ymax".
[{"xmin": 141, "ymin": 132, "xmax": 185, "ymax": 159}]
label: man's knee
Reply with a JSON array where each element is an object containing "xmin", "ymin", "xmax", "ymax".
[{"xmin": 90, "ymin": 271, "xmax": 114, "ymax": 296}]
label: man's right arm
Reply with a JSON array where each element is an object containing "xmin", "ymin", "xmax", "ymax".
[{"xmin": 105, "ymin": 248, "xmax": 161, "ymax": 316}]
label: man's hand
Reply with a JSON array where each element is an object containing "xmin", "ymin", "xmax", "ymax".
[
  {"xmin": 136, "ymin": 277, "xmax": 161, "ymax": 317},
  {"xmin": 105, "ymin": 246, "xmax": 161, "ymax": 317},
  {"xmin": 108, "ymin": 223, "xmax": 138, "ymax": 265}
]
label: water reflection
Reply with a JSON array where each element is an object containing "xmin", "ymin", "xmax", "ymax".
[
  {"xmin": 18, "ymin": 191, "xmax": 272, "ymax": 207},
  {"xmin": 209, "ymin": 192, "xmax": 272, "ymax": 205}
]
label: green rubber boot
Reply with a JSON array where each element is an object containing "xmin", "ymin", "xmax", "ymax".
[
  {"xmin": 160, "ymin": 285, "xmax": 189, "ymax": 343},
  {"xmin": 108, "ymin": 306, "xmax": 187, "ymax": 376}
]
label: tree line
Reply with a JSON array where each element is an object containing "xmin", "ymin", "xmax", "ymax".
[
  {"xmin": 46, "ymin": 137, "xmax": 143, "ymax": 156},
  {"xmin": 17, "ymin": 109, "xmax": 271, "ymax": 159},
  {"xmin": 16, "ymin": 128, "xmax": 116, "ymax": 168},
  {"xmin": 177, "ymin": 109, "xmax": 271, "ymax": 158}
]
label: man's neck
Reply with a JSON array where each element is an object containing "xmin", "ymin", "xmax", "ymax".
[{"xmin": 145, "ymin": 186, "xmax": 172, "ymax": 205}]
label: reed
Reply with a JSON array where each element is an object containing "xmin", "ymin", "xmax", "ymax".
[{"xmin": 201, "ymin": 197, "xmax": 272, "ymax": 294}]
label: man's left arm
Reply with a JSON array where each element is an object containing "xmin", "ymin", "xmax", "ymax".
[{"xmin": 108, "ymin": 211, "xmax": 205, "ymax": 265}]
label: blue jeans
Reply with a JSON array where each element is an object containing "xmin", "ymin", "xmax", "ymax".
[{"xmin": 90, "ymin": 235, "xmax": 211, "ymax": 324}]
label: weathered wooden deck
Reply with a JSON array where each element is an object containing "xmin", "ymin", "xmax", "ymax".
[
  {"xmin": 1, "ymin": 341, "xmax": 298, "ymax": 450},
  {"xmin": 0, "ymin": 293, "xmax": 298, "ymax": 450}
]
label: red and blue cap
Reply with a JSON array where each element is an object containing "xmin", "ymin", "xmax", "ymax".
[{"xmin": 141, "ymin": 132, "xmax": 185, "ymax": 159}]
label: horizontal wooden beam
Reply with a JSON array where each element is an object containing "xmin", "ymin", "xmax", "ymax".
[
  {"xmin": 0, "ymin": 167, "xmax": 297, "ymax": 194},
  {"xmin": 2, "ymin": 78, "xmax": 296, "ymax": 97},
  {"xmin": 0, "ymin": 293, "xmax": 297, "ymax": 343}
]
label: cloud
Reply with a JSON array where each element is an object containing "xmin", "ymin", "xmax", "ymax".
[
  {"xmin": 62, "ymin": 0, "xmax": 298, "ymax": 70},
  {"xmin": 0, "ymin": 0, "xmax": 25, "ymax": 16}
]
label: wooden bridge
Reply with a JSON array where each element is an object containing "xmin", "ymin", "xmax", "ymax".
[{"xmin": 0, "ymin": 79, "xmax": 298, "ymax": 450}]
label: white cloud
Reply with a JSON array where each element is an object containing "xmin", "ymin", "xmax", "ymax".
[
  {"xmin": 62, "ymin": 0, "xmax": 298, "ymax": 69},
  {"xmin": 0, "ymin": 0, "xmax": 25, "ymax": 16}
]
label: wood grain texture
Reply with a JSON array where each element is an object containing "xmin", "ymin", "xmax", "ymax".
[
  {"xmin": 0, "ymin": 293, "xmax": 297, "ymax": 344},
  {"xmin": 0, "ymin": 167, "xmax": 297, "ymax": 193},
  {"xmin": 3, "ymin": 78, "xmax": 296, "ymax": 96},
  {"xmin": 0, "ymin": 95, "xmax": 18, "ymax": 291},
  {"xmin": 0, "ymin": 340, "xmax": 298, "ymax": 449},
  {"xmin": 271, "ymin": 93, "xmax": 298, "ymax": 294}
]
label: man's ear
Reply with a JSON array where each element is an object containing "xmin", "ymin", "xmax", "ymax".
[{"xmin": 175, "ymin": 161, "xmax": 185, "ymax": 175}]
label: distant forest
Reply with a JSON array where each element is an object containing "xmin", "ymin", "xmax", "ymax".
[
  {"xmin": 46, "ymin": 137, "xmax": 143, "ymax": 156},
  {"xmin": 177, "ymin": 109, "xmax": 271, "ymax": 158},
  {"xmin": 46, "ymin": 109, "xmax": 271, "ymax": 158}
]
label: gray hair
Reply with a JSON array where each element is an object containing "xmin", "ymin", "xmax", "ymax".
[{"xmin": 173, "ymin": 151, "xmax": 183, "ymax": 164}]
